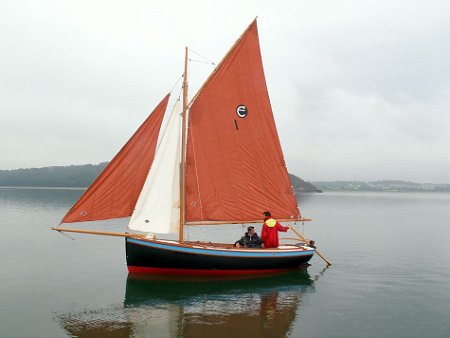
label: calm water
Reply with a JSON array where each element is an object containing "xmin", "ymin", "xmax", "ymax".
[{"xmin": 0, "ymin": 188, "xmax": 449, "ymax": 338}]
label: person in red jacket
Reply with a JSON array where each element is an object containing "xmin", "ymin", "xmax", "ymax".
[{"xmin": 261, "ymin": 211, "xmax": 289, "ymax": 248}]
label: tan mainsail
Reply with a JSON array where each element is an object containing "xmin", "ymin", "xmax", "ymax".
[{"xmin": 184, "ymin": 20, "xmax": 300, "ymax": 223}]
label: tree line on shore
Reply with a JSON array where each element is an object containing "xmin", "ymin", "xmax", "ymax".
[
  {"xmin": 3, "ymin": 163, "xmax": 446, "ymax": 192},
  {"xmin": 0, "ymin": 163, "xmax": 109, "ymax": 187},
  {"xmin": 0, "ymin": 163, "xmax": 320, "ymax": 192}
]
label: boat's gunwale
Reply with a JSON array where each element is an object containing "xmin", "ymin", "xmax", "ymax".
[{"xmin": 127, "ymin": 237, "xmax": 315, "ymax": 259}]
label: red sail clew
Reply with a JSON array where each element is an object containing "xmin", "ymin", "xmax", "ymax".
[{"xmin": 61, "ymin": 94, "xmax": 169, "ymax": 224}]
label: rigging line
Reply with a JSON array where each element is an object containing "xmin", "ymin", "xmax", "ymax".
[
  {"xmin": 189, "ymin": 59, "xmax": 215, "ymax": 65},
  {"xmin": 56, "ymin": 229, "xmax": 76, "ymax": 241},
  {"xmin": 169, "ymin": 75, "xmax": 184, "ymax": 94},
  {"xmin": 175, "ymin": 83, "xmax": 183, "ymax": 103},
  {"xmin": 153, "ymin": 97, "xmax": 181, "ymax": 157},
  {"xmin": 189, "ymin": 48, "xmax": 216, "ymax": 66},
  {"xmin": 188, "ymin": 121, "xmax": 205, "ymax": 221},
  {"xmin": 154, "ymin": 76, "xmax": 183, "ymax": 155}
]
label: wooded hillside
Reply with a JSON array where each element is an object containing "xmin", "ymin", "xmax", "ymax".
[{"xmin": 0, "ymin": 163, "xmax": 320, "ymax": 192}]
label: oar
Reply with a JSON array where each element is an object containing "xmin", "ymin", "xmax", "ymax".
[{"xmin": 288, "ymin": 225, "xmax": 332, "ymax": 266}]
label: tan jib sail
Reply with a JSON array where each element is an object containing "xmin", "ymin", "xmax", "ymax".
[
  {"xmin": 61, "ymin": 94, "xmax": 169, "ymax": 224},
  {"xmin": 184, "ymin": 20, "xmax": 300, "ymax": 223}
]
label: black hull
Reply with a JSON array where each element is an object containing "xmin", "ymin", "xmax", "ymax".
[{"xmin": 125, "ymin": 238, "xmax": 314, "ymax": 275}]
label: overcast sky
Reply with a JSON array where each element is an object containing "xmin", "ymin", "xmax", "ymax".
[{"xmin": 1, "ymin": 0, "xmax": 449, "ymax": 183}]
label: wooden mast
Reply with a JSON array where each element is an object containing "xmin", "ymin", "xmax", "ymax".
[{"xmin": 179, "ymin": 47, "xmax": 189, "ymax": 243}]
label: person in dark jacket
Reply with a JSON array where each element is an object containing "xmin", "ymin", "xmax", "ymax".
[{"xmin": 235, "ymin": 226, "xmax": 263, "ymax": 248}]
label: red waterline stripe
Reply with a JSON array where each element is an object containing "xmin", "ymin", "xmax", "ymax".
[{"xmin": 127, "ymin": 266, "xmax": 296, "ymax": 276}]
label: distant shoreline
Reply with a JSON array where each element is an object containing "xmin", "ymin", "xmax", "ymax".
[
  {"xmin": 1, "ymin": 163, "xmax": 448, "ymax": 192},
  {"xmin": 0, "ymin": 186, "xmax": 86, "ymax": 190},
  {"xmin": 312, "ymin": 180, "xmax": 450, "ymax": 193},
  {"xmin": 1, "ymin": 185, "xmax": 448, "ymax": 194}
]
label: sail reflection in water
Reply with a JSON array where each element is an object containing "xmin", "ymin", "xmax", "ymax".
[{"xmin": 59, "ymin": 271, "xmax": 314, "ymax": 338}]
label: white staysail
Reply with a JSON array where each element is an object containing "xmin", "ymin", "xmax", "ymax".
[{"xmin": 128, "ymin": 100, "xmax": 182, "ymax": 234}]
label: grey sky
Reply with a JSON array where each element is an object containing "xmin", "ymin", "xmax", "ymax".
[{"xmin": 1, "ymin": 0, "xmax": 449, "ymax": 183}]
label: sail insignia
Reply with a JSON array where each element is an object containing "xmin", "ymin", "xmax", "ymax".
[{"xmin": 236, "ymin": 105, "xmax": 248, "ymax": 118}]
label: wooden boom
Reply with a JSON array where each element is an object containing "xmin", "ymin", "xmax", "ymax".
[{"xmin": 52, "ymin": 227, "xmax": 146, "ymax": 239}]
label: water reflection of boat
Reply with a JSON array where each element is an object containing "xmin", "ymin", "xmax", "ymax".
[
  {"xmin": 126, "ymin": 271, "xmax": 314, "ymax": 338},
  {"xmin": 124, "ymin": 270, "xmax": 313, "ymax": 303},
  {"xmin": 59, "ymin": 271, "xmax": 314, "ymax": 338}
]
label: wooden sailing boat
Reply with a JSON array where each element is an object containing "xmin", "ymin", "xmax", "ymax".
[{"xmin": 53, "ymin": 19, "xmax": 316, "ymax": 275}]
